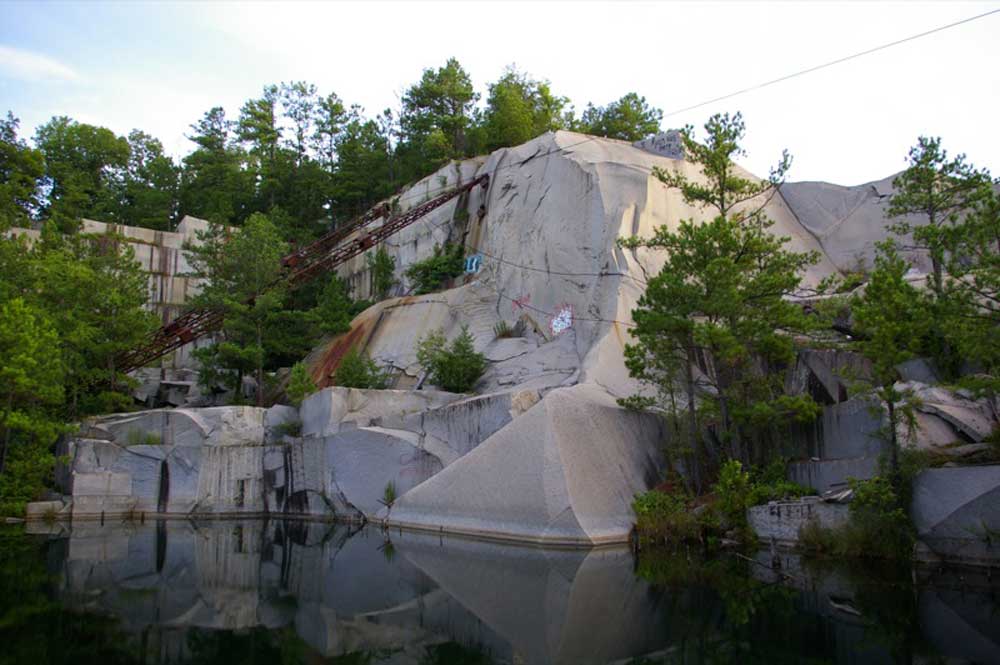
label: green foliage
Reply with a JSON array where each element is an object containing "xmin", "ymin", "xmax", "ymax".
[
  {"xmin": 0, "ymin": 112, "xmax": 44, "ymax": 226},
  {"xmin": 798, "ymin": 476, "xmax": 914, "ymax": 561},
  {"xmin": 415, "ymin": 326, "xmax": 487, "ymax": 393},
  {"xmin": 273, "ymin": 419, "xmax": 303, "ymax": 439},
  {"xmin": 125, "ymin": 429, "xmax": 162, "ymax": 446},
  {"xmin": 380, "ymin": 480, "xmax": 397, "ymax": 508},
  {"xmin": 714, "ymin": 459, "xmax": 751, "ymax": 526},
  {"xmin": 398, "ymin": 58, "xmax": 478, "ymax": 178},
  {"xmin": 286, "ymin": 362, "xmax": 317, "ymax": 407},
  {"xmin": 0, "ymin": 298, "xmax": 65, "ymax": 449},
  {"xmin": 492, "ymin": 320, "xmax": 515, "ymax": 339},
  {"xmin": 33, "ymin": 115, "xmax": 130, "ymax": 231},
  {"xmin": 616, "ymin": 395, "xmax": 657, "ymax": 411},
  {"xmin": 851, "ymin": 243, "xmax": 927, "ymax": 476},
  {"xmin": 632, "ymin": 489, "xmax": 702, "ymax": 543},
  {"xmin": 620, "ymin": 112, "xmax": 819, "ymax": 473},
  {"xmin": 480, "ymin": 65, "xmax": 572, "ymax": 152},
  {"xmin": 333, "ymin": 349, "xmax": 389, "ymax": 390},
  {"xmin": 366, "ymin": 246, "xmax": 396, "ymax": 300},
  {"xmin": 887, "ymin": 136, "xmax": 991, "ymax": 299},
  {"xmin": 577, "ymin": 92, "xmax": 662, "ymax": 141},
  {"xmin": 179, "ymin": 106, "xmax": 253, "ymax": 226},
  {"xmin": 404, "ymin": 243, "xmax": 465, "ymax": 294},
  {"xmin": 186, "ymin": 212, "xmax": 288, "ymax": 403}
]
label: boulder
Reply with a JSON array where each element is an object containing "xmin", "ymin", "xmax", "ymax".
[
  {"xmin": 384, "ymin": 384, "xmax": 665, "ymax": 545},
  {"xmin": 300, "ymin": 387, "xmax": 460, "ymax": 438},
  {"xmin": 372, "ymin": 389, "xmax": 539, "ymax": 465},
  {"xmin": 902, "ymin": 382, "xmax": 997, "ymax": 442},
  {"xmin": 325, "ymin": 428, "xmax": 444, "ymax": 518}
]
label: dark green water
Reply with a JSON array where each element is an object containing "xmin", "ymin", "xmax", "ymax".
[{"xmin": 0, "ymin": 520, "xmax": 997, "ymax": 664}]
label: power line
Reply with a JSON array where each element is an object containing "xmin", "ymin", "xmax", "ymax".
[{"xmin": 662, "ymin": 7, "xmax": 1000, "ymax": 118}]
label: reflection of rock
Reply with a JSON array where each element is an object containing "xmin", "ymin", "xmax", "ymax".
[
  {"xmin": 51, "ymin": 520, "xmax": 1000, "ymax": 664},
  {"xmin": 51, "ymin": 520, "xmax": 674, "ymax": 663}
]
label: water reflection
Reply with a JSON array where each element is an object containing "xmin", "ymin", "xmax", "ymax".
[{"xmin": 12, "ymin": 520, "xmax": 1000, "ymax": 664}]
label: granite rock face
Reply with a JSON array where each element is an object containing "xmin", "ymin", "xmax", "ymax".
[
  {"xmin": 911, "ymin": 465, "xmax": 1000, "ymax": 566},
  {"xmin": 52, "ymin": 381, "xmax": 666, "ymax": 545},
  {"xmin": 384, "ymin": 384, "xmax": 665, "ymax": 545}
]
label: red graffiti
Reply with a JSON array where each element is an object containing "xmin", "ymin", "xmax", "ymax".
[{"xmin": 511, "ymin": 293, "xmax": 531, "ymax": 314}]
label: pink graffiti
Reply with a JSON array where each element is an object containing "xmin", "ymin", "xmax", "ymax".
[{"xmin": 511, "ymin": 293, "xmax": 531, "ymax": 314}]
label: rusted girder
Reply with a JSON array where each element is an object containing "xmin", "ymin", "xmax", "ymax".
[{"xmin": 115, "ymin": 174, "xmax": 490, "ymax": 375}]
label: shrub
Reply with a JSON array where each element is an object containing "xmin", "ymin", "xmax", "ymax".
[
  {"xmin": 366, "ymin": 246, "xmax": 397, "ymax": 301},
  {"xmin": 797, "ymin": 475, "xmax": 914, "ymax": 560},
  {"xmin": 286, "ymin": 362, "xmax": 316, "ymax": 407},
  {"xmin": 416, "ymin": 326, "xmax": 487, "ymax": 393},
  {"xmin": 333, "ymin": 349, "xmax": 390, "ymax": 389},
  {"xmin": 125, "ymin": 429, "xmax": 161, "ymax": 446},
  {"xmin": 380, "ymin": 480, "xmax": 397, "ymax": 508},
  {"xmin": 632, "ymin": 490, "xmax": 701, "ymax": 543},
  {"xmin": 404, "ymin": 243, "xmax": 465, "ymax": 294},
  {"xmin": 714, "ymin": 459, "xmax": 751, "ymax": 527},
  {"xmin": 493, "ymin": 320, "xmax": 515, "ymax": 339},
  {"xmin": 273, "ymin": 419, "xmax": 302, "ymax": 438}
]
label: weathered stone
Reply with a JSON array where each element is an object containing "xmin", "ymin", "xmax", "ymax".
[
  {"xmin": 788, "ymin": 456, "xmax": 879, "ymax": 493},
  {"xmin": 325, "ymin": 428, "xmax": 444, "ymax": 518},
  {"xmin": 911, "ymin": 465, "xmax": 1000, "ymax": 566},
  {"xmin": 264, "ymin": 404, "xmax": 298, "ymax": 444},
  {"xmin": 385, "ymin": 384, "xmax": 664, "ymax": 545},
  {"xmin": 903, "ymin": 382, "xmax": 997, "ymax": 442},
  {"xmin": 299, "ymin": 387, "xmax": 459, "ymax": 438},
  {"xmin": 72, "ymin": 471, "xmax": 132, "ymax": 497},
  {"xmin": 747, "ymin": 498, "xmax": 849, "ymax": 545},
  {"xmin": 24, "ymin": 500, "xmax": 66, "ymax": 521},
  {"xmin": 896, "ymin": 358, "xmax": 940, "ymax": 384}
]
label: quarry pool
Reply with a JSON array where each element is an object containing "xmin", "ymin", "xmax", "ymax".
[{"xmin": 0, "ymin": 520, "xmax": 997, "ymax": 664}]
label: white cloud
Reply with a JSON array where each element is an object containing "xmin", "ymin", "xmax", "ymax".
[{"xmin": 0, "ymin": 45, "xmax": 81, "ymax": 82}]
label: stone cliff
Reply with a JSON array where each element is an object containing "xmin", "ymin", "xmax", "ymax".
[{"xmin": 41, "ymin": 131, "xmax": 1000, "ymax": 548}]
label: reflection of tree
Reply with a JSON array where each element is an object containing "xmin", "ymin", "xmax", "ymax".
[
  {"xmin": 635, "ymin": 550, "xmax": 835, "ymax": 664},
  {"xmin": 419, "ymin": 641, "xmax": 495, "ymax": 665},
  {"xmin": 805, "ymin": 558, "xmax": 930, "ymax": 663},
  {"xmin": 0, "ymin": 529, "xmax": 142, "ymax": 665}
]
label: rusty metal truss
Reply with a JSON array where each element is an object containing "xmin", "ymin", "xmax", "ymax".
[{"xmin": 116, "ymin": 174, "xmax": 489, "ymax": 375}]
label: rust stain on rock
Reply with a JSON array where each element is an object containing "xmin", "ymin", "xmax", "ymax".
[{"xmin": 312, "ymin": 322, "xmax": 370, "ymax": 389}]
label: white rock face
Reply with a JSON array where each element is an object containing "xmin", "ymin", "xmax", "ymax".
[
  {"xmin": 52, "ymin": 132, "xmax": 959, "ymax": 545},
  {"xmin": 384, "ymin": 384, "xmax": 665, "ymax": 545}
]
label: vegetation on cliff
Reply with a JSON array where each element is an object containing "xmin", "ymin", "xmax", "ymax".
[{"xmin": 1, "ymin": 59, "xmax": 663, "ymax": 238}]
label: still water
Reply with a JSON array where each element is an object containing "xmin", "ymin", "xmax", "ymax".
[{"xmin": 0, "ymin": 519, "xmax": 997, "ymax": 664}]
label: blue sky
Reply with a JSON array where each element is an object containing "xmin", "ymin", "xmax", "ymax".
[{"xmin": 2, "ymin": 1, "xmax": 998, "ymax": 185}]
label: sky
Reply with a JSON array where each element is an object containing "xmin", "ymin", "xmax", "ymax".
[{"xmin": 1, "ymin": 0, "xmax": 998, "ymax": 186}]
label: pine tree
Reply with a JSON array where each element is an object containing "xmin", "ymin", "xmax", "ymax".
[{"xmin": 621, "ymin": 112, "xmax": 819, "ymax": 473}]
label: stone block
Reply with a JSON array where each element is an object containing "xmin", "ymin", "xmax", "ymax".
[
  {"xmin": 300, "ymin": 387, "xmax": 459, "ymax": 438},
  {"xmin": 264, "ymin": 404, "xmax": 299, "ymax": 444},
  {"xmin": 788, "ymin": 456, "xmax": 878, "ymax": 493},
  {"xmin": 72, "ymin": 471, "xmax": 132, "ymax": 496},
  {"xmin": 24, "ymin": 501, "xmax": 65, "ymax": 521},
  {"xmin": 911, "ymin": 465, "xmax": 1000, "ymax": 540},
  {"xmin": 747, "ymin": 499, "xmax": 848, "ymax": 544},
  {"xmin": 386, "ymin": 384, "xmax": 665, "ymax": 545},
  {"xmin": 325, "ymin": 428, "xmax": 444, "ymax": 518}
]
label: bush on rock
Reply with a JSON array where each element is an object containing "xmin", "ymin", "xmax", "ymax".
[
  {"xmin": 333, "ymin": 349, "xmax": 390, "ymax": 389},
  {"xmin": 416, "ymin": 326, "xmax": 486, "ymax": 393}
]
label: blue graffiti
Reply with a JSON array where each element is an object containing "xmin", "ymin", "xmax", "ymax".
[{"xmin": 464, "ymin": 253, "xmax": 483, "ymax": 274}]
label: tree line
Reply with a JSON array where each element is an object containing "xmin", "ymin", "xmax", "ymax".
[{"xmin": 1, "ymin": 58, "xmax": 662, "ymax": 240}]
